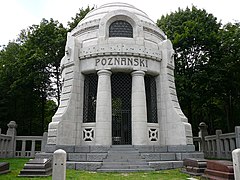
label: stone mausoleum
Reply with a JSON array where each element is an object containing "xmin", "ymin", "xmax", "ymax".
[{"xmin": 41, "ymin": 2, "xmax": 202, "ymax": 171}]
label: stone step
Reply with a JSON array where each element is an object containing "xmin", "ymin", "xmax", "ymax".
[
  {"xmin": 101, "ymin": 164, "xmax": 151, "ymax": 169},
  {"xmin": 19, "ymin": 167, "xmax": 52, "ymax": 173},
  {"xmin": 97, "ymin": 168, "xmax": 154, "ymax": 172},
  {"xmin": 109, "ymin": 148, "xmax": 137, "ymax": 152},
  {"xmin": 18, "ymin": 158, "xmax": 52, "ymax": 177},
  {"xmin": 106, "ymin": 154, "xmax": 141, "ymax": 158},
  {"xmin": 103, "ymin": 158, "xmax": 146, "ymax": 162},
  {"xmin": 110, "ymin": 145, "xmax": 136, "ymax": 151},
  {"xmin": 97, "ymin": 145, "xmax": 153, "ymax": 172},
  {"xmin": 111, "ymin": 145, "xmax": 134, "ymax": 148},
  {"xmin": 102, "ymin": 161, "xmax": 149, "ymax": 165},
  {"xmin": 19, "ymin": 167, "xmax": 52, "ymax": 177},
  {"xmin": 149, "ymin": 161, "xmax": 183, "ymax": 170},
  {"xmin": 108, "ymin": 151, "xmax": 139, "ymax": 154}
]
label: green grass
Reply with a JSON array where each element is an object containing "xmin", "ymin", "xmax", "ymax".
[{"xmin": 0, "ymin": 158, "xmax": 200, "ymax": 180}]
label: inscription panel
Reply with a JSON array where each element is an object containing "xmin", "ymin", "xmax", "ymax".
[
  {"xmin": 95, "ymin": 57, "xmax": 148, "ymax": 68},
  {"xmin": 80, "ymin": 56, "xmax": 160, "ymax": 75}
]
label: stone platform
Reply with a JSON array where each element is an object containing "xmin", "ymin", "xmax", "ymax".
[
  {"xmin": 203, "ymin": 160, "xmax": 234, "ymax": 180},
  {"xmin": 36, "ymin": 145, "xmax": 203, "ymax": 172},
  {"xmin": 97, "ymin": 145, "xmax": 154, "ymax": 172},
  {"xmin": 18, "ymin": 158, "xmax": 52, "ymax": 177}
]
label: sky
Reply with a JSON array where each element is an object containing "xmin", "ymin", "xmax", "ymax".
[{"xmin": 0, "ymin": 0, "xmax": 239, "ymax": 46}]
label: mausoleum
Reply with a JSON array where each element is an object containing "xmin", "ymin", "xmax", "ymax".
[{"xmin": 41, "ymin": 2, "xmax": 202, "ymax": 171}]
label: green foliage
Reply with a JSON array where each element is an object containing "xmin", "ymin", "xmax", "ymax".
[
  {"xmin": 0, "ymin": 19, "xmax": 67, "ymax": 135},
  {"xmin": 0, "ymin": 7, "xmax": 92, "ymax": 135},
  {"xmin": 68, "ymin": 6, "xmax": 94, "ymax": 31},
  {"xmin": 210, "ymin": 22, "xmax": 240, "ymax": 132},
  {"xmin": 158, "ymin": 6, "xmax": 240, "ymax": 133},
  {"xmin": 23, "ymin": 18, "xmax": 67, "ymax": 106}
]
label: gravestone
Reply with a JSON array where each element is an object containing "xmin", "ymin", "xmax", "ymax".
[
  {"xmin": 52, "ymin": 149, "xmax": 66, "ymax": 180},
  {"xmin": 232, "ymin": 148, "xmax": 240, "ymax": 180},
  {"xmin": 183, "ymin": 158, "xmax": 206, "ymax": 176},
  {"xmin": 203, "ymin": 160, "xmax": 234, "ymax": 180},
  {"xmin": 18, "ymin": 158, "xmax": 52, "ymax": 177},
  {"xmin": 0, "ymin": 162, "xmax": 10, "ymax": 174}
]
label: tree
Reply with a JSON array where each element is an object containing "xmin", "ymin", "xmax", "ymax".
[
  {"xmin": 211, "ymin": 22, "xmax": 240, "ymax": 132},
  {"xmin": 67, "ymin": 6, "xmax": 94, "ymax": 31},
  {"xmin": 157, "ymin": 6, "xmax": 221, "ymax": 133},
  {"xmin": 0, "ymin": 42, "xmax": 22, "ymax": 132},
  {"xmin": 0, "ymin": 6, "xmax": 92, "ymax": 135},
  {"xmin": 20, "ymin": 18, "xmax": 67, "ymax": 133},
  {"xmin": 0, "ymin": 19, "xmax": 67, "ymax": 135}
]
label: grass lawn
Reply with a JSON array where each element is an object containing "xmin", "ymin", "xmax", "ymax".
[{"xmin": 0, "ymin": 158, "xmax": 201, "ymax": 180}]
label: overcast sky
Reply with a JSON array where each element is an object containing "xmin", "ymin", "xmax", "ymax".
[{"xmin": 0, "ymin": 0, "xmax": 239, "ymax": 46}]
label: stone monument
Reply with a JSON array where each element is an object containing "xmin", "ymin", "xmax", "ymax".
[{"xmin": 40, "ymin": 2, "xmax": 201, "ymax": 171}]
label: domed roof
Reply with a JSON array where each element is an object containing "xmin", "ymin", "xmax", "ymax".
[{"xmin": 78, "ymin": 2, "xmax": 155, "ymax": 25}]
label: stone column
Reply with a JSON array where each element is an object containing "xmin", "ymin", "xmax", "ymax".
[
  {"xmin": 22, "ymin": 140, "xmax": 26, "ymax": 157},
  {"xmin": 31, "ymin": 140, "xmax": 35, "ymax": 157},
  {"xmin": 95, "ymin": 70, "xmax": 112, "ymax": 145},
  {"xmin": 131, "ymin": 70, "xmax": 148, "ymax": 145}
]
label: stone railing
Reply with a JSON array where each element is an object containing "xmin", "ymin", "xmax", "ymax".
[
  {"xmin": 15, "ymin": 134, "xmax": 47, "ymax": 158},
  {"xmin": 0, "ymin": 132, "xmax": 12, "ymax": 158},
  {"xmin": 0, "ymin": 121, "xmax": 47, "ymax": 158},
  {"xmin": 194, "ymin": 122, "xmax": 240, "ymax": 160}
]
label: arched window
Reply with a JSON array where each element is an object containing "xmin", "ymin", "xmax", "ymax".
[{"xmin": 109, "ymin": 20, "xmax": 133, "ymax": 38}]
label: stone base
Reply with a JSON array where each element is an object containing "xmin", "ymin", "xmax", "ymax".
[
  {"xmin": 134, "ymin": 145, "xmax": 195, "ymax": 153},
  {"xmin": 38, "ymin": 145, "xmax": 202, "ymax": 171},
  {"xmin": 44, "ymin": 145, "xmax": 110, "ymax": 153},
  {"xmin": 67, "ymin": 162, "xmax": 102, "ymax": 171},
  {"xmin": 44, "ymin": 145, "xmax": 195, "ymax": 153},
  {"xmin": 149, "ymin": 161, "xmax": 183, "ymax": 170},
  {"xmin": 203, "ymin": 160, "xmax": 234, "ymax": 180},
  {"xmin": 18, "ymin": 158, "xmax": 52, "ymax": 177}
]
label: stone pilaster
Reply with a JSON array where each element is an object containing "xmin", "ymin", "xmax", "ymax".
[
  {"xmin": 95, "ymin": 69, "xmax": 112, "ymax": 145},
  {"xmin": 131, "ymin": 70, "xmax": 148, "ymax": 145}
]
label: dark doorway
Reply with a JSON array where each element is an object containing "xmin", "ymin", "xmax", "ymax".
[{"xmin": 111, "ymin": 73, "xmax": 132, "ymax": 145}]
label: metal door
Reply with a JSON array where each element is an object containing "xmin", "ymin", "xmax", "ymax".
[{"xmin": 111, "ymin": 73, "xmax": 132, "ymax": 145}]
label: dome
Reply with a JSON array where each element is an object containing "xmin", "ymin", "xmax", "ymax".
[
  {"xmin": 78, "ymin": 2, "xmax": 155, "ymax": 26},
  {"xmin": 70, "ymin": 2, "xmax": 166, "ymax": 62}
]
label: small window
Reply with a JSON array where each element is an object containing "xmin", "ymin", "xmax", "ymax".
[
  {"xmin": 83, "ymin": 74, "xmax": 98, "ymax": 123},
  {"xmin": 145, "ymin": 75, "xmax": 158, "ymax": 123},
  {"xmin": 109, "ymin": 20, "xmax": 133, "ymax": 38}
]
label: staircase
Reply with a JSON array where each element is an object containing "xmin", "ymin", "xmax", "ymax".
[{"xmin": 97, "ymin": 145, "xmax": 154, "ymax": 172}]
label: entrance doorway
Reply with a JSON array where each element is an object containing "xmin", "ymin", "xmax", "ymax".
[{"xmin": 111, "ymin": 73, "xmax": 132, "ymax": 145}]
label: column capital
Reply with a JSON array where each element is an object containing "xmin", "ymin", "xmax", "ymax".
[
  {"xmin": 97, "ymin": 69, "xmax": 112, "ymax": 76},
  {"xmin": 131, "ymin": 70, "xmax": 145, "ymax": 77}
]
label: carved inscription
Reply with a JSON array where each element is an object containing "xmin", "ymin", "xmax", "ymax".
[{"xmin": 95, "ymin": 57, "xmax": 148, "ymax": 68}]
